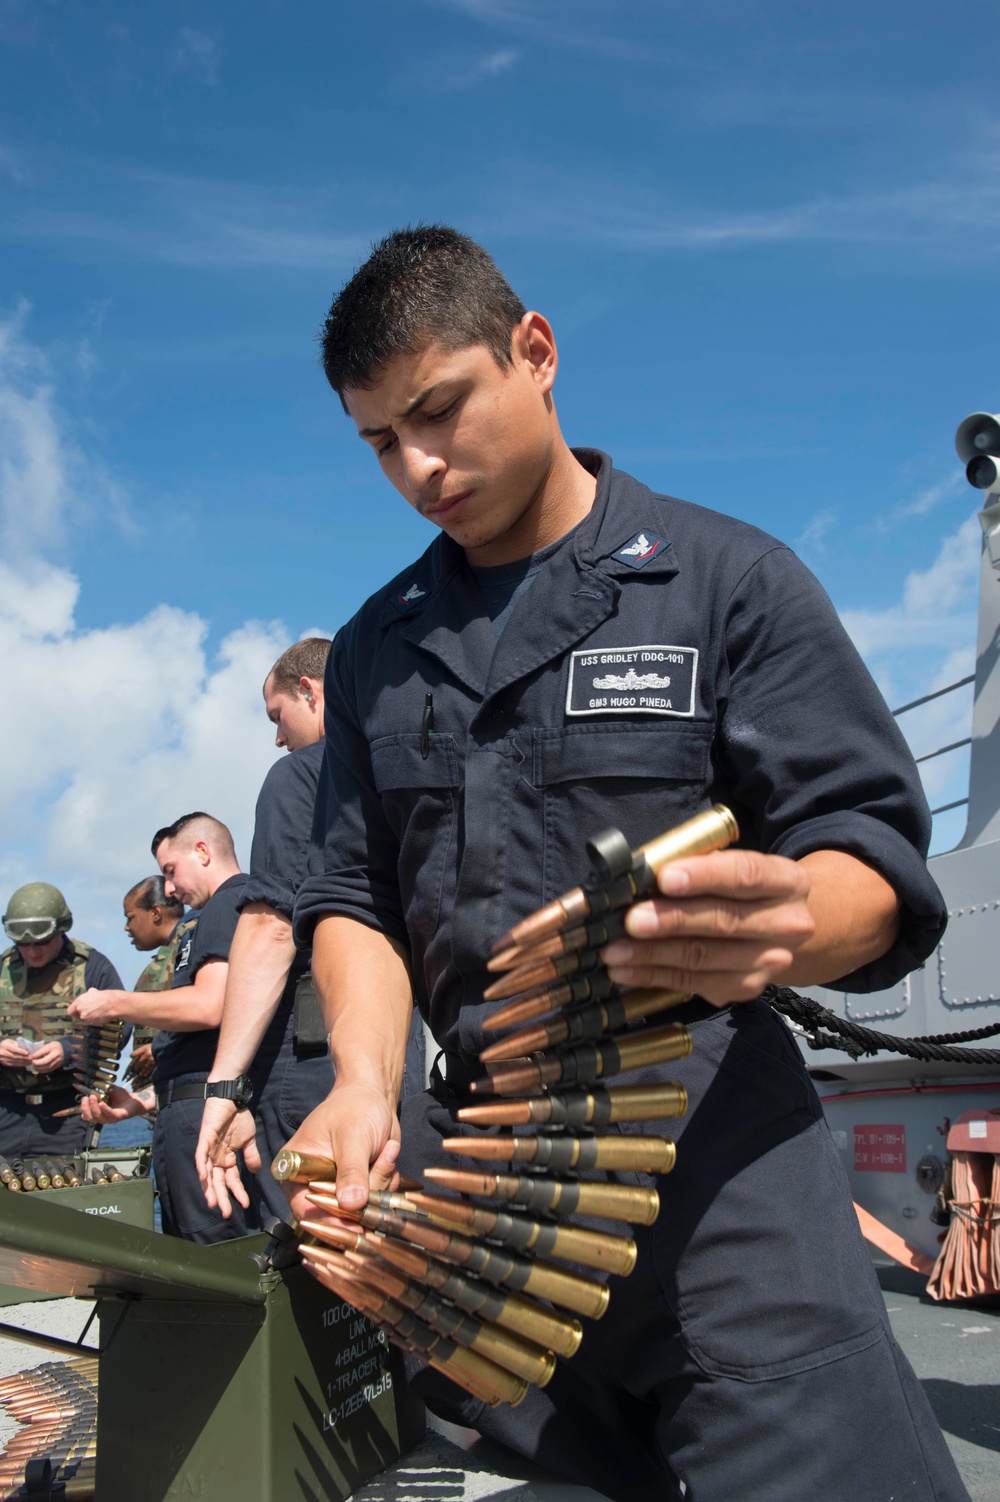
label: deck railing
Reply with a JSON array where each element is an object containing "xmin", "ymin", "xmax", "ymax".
[{"xmin": 891, "ymin": 674, "xmax": 974, "ymax": 817}]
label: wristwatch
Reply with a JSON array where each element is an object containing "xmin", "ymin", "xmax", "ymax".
[{"xmin": 205, "ymin": 1076, "xmax": 255, "ymax": 1110}]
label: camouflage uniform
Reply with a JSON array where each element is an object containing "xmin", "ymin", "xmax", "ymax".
[
  {"xmin": 0, "ymin": 938, "xmax": 91, "ymax": 1095},
  {"xmin": 0, "ymin": 935, "xmax": 121, "ymax": 1157}
]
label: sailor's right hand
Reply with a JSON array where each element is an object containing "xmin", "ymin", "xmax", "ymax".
[
  {"xmin": 0, "ymin": 1040, "xmax": 32, "ymax": 1068},
  {"xmin": 80, "ymin": 1084, "xmax": 151, "ymax": 1124},
  {"xmin": 279, "ymin": 1081, "xmax": 401, "ymax": 1224}
]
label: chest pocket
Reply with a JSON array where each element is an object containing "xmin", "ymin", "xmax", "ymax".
[
  {"xmin": 371, "ymin": 733, "xmax": 462, "ymax": 939},
  {"xmin": 529, "ymin": 724, "xmax": 714, "ymax": 904}
]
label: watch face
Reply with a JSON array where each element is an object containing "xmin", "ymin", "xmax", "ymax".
[{"xmin": 234, "ymin": 1077, "xmax": 254, "ymax": 1110}]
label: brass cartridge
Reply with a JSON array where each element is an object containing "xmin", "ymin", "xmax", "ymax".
[
  {"xmin": 424, "ymin": 1167, "xmax": 661, "ymax": 1225},
  {"xmin": 483, "ymin": 969, "xmax": 621, "ymax": 1031},
  {"xmin": 491, "ymin": 804, "xmax": 739, "ymax": 954},
  {"xmin": 406, "ymin": 1192, "xmax": 638, "ymax": 1276},
  {"xmin": 459, "ymin": 1081, "xmax": 684, "ymax": 1129},
  {"xmin": 480, "ymin": 987, "xmax": 690, "ymax": 1062},
  {"xmin": 473, "ymin": 1022, "xmax": 692, "ymax": 1097},
  {"xmin": 489, "ymin": 907, "xmax": 631, "ymax": 973},
  {"xmin": 271, "ymin": 1148, "xmax": 337, "ymax": 1184},
  {"xmin": 443, "ymin": 1131, "xmax": 676, "ymax": 1175}
]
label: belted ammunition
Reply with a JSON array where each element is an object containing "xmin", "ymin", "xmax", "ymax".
[
  {"xmin": 102, "ymin": 1164, "xmax": 125, "ymax": 1184},
  {"xmin": 302, "ymin": 1247, "xmax": 529, "ymax": 1406},
  {"xmin": 14, "ymin": 1161, "xmax": 36, "ymax": 1192},
  {"xmin": 483, "ymin": 943, "xmax": 608, "ymax": 1003},
  {"xmin": 31, "ymin": 1162, "xmax": 51, "ymax": 1191},
  {"xmin": 480, "ymin": 987, "xmax": 691, "ymax": 1062},
  {"xmin": 489, "ymin": 907, "xmax": 631, "ymax": 973},
  {"xmin": 45, "ymin": 1159, "xmax": 66, "ymax": 1188},
  {"xmin": 352, "ymin": 1205, "xmax": 610, "ymax": 1318},
  {"xmin": 442, "ymin": 1130, "xmax": 676, "ymax": 1175},
  {"xmin": 483, "ymin": 969, "xmax": 623, "ymax": 1031},
  {"xmin": 345, "ymin": 1226, "xmax": 585, "ymax": 1356},
  {"xmin": 473, "ymin": 1022, "xmax": 692, "ymax": 1097},
  {"xmin": 459, "ymin": 1081, "xmax": 688, "ymax": 1128},
  {"xmin": 340, "ymin": 1250, "xmax": 557, "ymax": 1387}
]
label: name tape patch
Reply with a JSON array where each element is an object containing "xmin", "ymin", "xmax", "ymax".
[{"xmin": 566, "ymin": 645, "xmax": 698, "ymax": 718}]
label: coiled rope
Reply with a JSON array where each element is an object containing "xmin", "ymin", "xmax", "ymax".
[{"xmin": 765, "ymin": 986, "xmax": 1000, "ymax": 1065}]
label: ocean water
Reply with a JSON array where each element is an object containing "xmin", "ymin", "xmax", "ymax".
[{"xmin": 96, "ymin": 1117, "xmax": 153, "ymax": 1149}]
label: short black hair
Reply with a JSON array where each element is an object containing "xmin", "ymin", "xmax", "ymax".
[
  {"xmin": 320, "ymin": 225, "xmax": 527, "ymax": 401},
  {"xmin": 124, "ymin": 876, "xmax": 183, "ymax": 917},
  {"xmin": 151, "ymin": 811, "xmax": 235, "ymax": 862}
]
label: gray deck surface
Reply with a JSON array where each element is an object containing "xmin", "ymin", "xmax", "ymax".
[{"xmin": 0, "ymin": 1266, "xmax": 994, "ymax": 1499}]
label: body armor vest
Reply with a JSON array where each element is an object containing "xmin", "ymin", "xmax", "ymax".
[
  {"xmin": 0, "ymin": 939, "xmax": 91, "ymax": 1094},
  {"xmin": 131, "ymin": 918, "xmax": 198, "ymax": 1049}
]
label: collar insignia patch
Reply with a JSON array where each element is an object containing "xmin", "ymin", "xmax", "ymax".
[
  {"xmin": 391, "ymin": 582, "xmax": 427, "ymax": 611},
  {"xmin": 611, "ymin": 532, "xmax": 669, "ymax": 569}
]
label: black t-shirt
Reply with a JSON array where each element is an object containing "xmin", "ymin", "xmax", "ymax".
[
  {"xmin": 83, "ymin": 950, "xmax": 124, "ymax": 991},
  {"xmin": 152, "ymin": 873, "xmax": 248, "ymax": 1083},
  {"xmin": 241, "ymin": 740, "xmax": 326, "ymax": 921},
  {"xmin": 468, "ymin": 530, "xmax": 575, "ymax": 638},
  {"xmin": 238, "ymin": 739, "xmax": 326, "ymax": 1063}
]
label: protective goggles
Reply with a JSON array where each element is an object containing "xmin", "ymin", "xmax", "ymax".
[{"xmin": 3, "ymin": 918, "xmax": 59, "ymax": 944}]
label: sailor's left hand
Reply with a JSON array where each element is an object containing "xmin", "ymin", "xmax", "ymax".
[
  {"xmin": 80, "ymin": 1084, "xmax": 151, "ymax": 1123},
  {"xmin": 195, "ymin": 1097, "xmax": 258, "ymax": 1219},
  {"xmin": 27, "ymin": 1041, "xmax": 67, "ymax": 1074},
  {"xmin": 68, "ymin": 989, "xmax": 122, "ymax": 1025},
  {"xmin": 602, "ymin": 849, "xmax": 814, "ymax": 1006}
]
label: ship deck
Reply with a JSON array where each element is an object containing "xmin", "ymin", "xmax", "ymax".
[{"xmin": 0, "ymin": 1264, "xmax": 994, "ymax": 1499}]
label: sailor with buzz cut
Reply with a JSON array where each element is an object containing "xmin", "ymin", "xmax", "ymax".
[{"xmin": 0, "ymin": 882, "xmax": 122, "ymax": 1157}]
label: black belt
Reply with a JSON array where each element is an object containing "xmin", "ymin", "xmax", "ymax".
[
  {"xmin": 156, "ymin": 1081, "xmax": 211, "ymax": 1111},
  {"xmin": 0, "ymin": 1087, "xmax": 75, "ymax": 1109}
]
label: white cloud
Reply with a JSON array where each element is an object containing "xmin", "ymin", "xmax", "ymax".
[
  {"xmin": 0, "ymin": 301, "xmax": 127, "ymax": 556},
  {"xmin": 794, "ymin": 507, "xmax": 837, "ymax": 559},
  {"xmin": 434, "ymin": 45, "xmax": 520, "ymax": 89},
  {"xmin": 875, "ymin": 470, "xmax": 967, "ymax": 530},
  {"xmin": 838, "ymin": 512, "xmax": 981, "ymax": 849},
  {"xmin": 170, "ymin": 27, "xmax": 219, "ymax": 86},
  {"xmin": 0, "ymin": 310, "xmax": 290, "ymax": 985},
  {"xmin": 480, "ymin": 47, "xmax": 518, "ymax": 74},
  {"xmin": 2, "ymin": 170, "xmax": 366, "ymax": 271},
  {"xmin": 841, "ymin": 513, "xmax": 981, "ymax": 662}
]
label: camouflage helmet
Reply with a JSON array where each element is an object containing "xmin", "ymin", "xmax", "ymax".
[{"xmin": 2, "ymin": 883, "xmax": 73, "ymax": 946}]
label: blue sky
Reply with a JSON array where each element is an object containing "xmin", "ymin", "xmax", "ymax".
[{"xmin": 0, "ymin": 0, "xmax": 995, "ymax": 982}]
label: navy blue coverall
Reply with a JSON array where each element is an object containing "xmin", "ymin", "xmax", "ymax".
[{"xmin": 296, "ymin": 451, "xmax": 967, "ymax": 1502}]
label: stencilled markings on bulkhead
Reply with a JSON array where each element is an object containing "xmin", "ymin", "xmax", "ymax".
[{"xmin": 566, "ymin": 645, "xmax": 698, "ymax": 718}]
